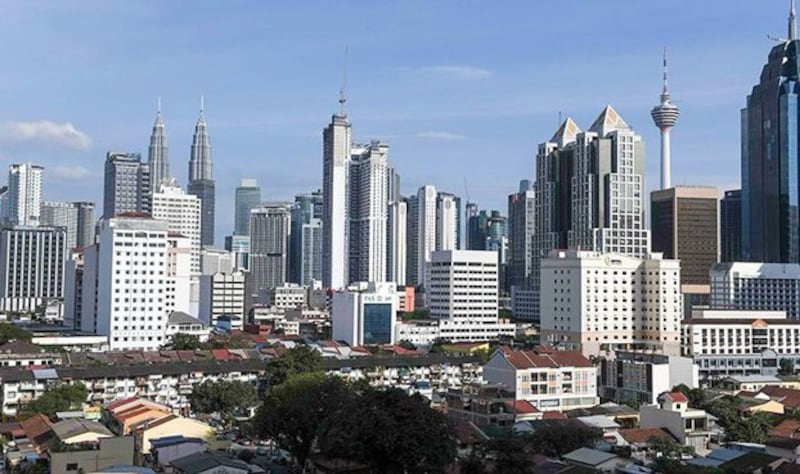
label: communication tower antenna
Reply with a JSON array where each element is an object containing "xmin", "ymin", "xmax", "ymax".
[{"xmin": 339, "ymin": 46, "xmax": 348, "ymax": 115}]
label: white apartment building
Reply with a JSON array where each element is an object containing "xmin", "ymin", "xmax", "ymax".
[
  {"xmin": 387, "ymin": 200, "xmax": 407, "ymax": 286},
  {"xmin": 435, "ymin": 193, "xmax": 458, "ymax": 251},
  {"xmin": 198, "ymin": 271, "xmax": 245, "ymax": 327},
  {"xmin": 540, "ymin": 250, "xmax": 682, "ymax": 357},
  {"xmin": 332, "ymin": 281, "xmax": 397, "ymax": 346},
  {"xmin": 322, "ymin": 113, "xmax": 351, "ymax": 290},
  {"xmin": 0, "ymin": 226, "xmax": 67, "ymax": 314},
  {"xmin": 710, "ymin": 262, "xmax": 800, "ymax": 319},
  {"xmin": 151, "ymin": 182, "xmax": 201, "ymax": 274},
  {"xmin": 417, "ymin": 186, "xmax": 438, "ymax": 287},
  {"xmin": 682, "ymin": 308, "xmax": 800, "ymax": 379},
  {"xmin": 348, "ymin": 142, "xmax": 388, "ymax": 284},
  {"xmin": 165, "ymin": 234, "xmax": 192, "ymax": 316},
  {"xmin": 201, "ymin": 248, "xmax": 236, "ymax": 275},
  {"xmin": 7, "ymin": 163, "xmax": 43, "ymax": 227},
  {"xmin": 483, "ymin": 347, "xmax": 599, "ymax": 412},
  {"xmin": 269, "ymin": 283, "xmax": 307, "ymax": 309},
  {"xmin": 599, "ymin": 351, "xmax": 699, "ymax": 406},
  {"xmin": 40, "ymin": 201, "xmax": 79, "ymax": 250},
  {"xmin": 426, "ymin": 250, "xmax": 515, "ymax": 342},
  {"xmin": 165, "ymin": 311, "xmax": 209, "ymax": 342},
  {"xmin": 395, "ymin": 320, "xmax": 441, "ymax": 348},
  {"xmin": 81, "ymin": 216, "xmax": 170, "ymax": 351},
  {"xmin": 640, "ymin": 392, "xmax": 718, "ymax": 454}
]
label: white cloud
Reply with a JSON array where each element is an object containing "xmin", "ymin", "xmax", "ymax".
[
  {"xmin": 0, "ymin": 120, "xmax": 92, "ymax": 150},
  {"xmin": 49, "ymin": 165, "xmax": 96, "ymax": 180},
  {"xmin": 420, "ymin": 65, "xmax": 493, "ymax": 80},
  {"xmin": 417, "ymin": 131, "xmax": 467, "ymax": 141}
]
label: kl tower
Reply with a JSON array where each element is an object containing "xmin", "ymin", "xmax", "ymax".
[{"xmin": 651, "ymin": 48, "xmax": 680, "ymax": 190}]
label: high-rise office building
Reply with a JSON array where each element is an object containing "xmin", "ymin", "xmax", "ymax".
[
  {"xmin": 710, "ymin": 262, "xmax": 800, "ymax": 319},
  {"xmin": 40, "ymin": 201, "xmax": 78, "ymax": 249},
  {"xmin": 532, "ymin": 106, "xmax": 649, "ymax": 322},
  {"xmin": 0, "ymin": 226, "xmax": 67, "ymax": 314},
  {"xmin": 7, "ymin": 163, "xmax": 43, "ymax": 227},
  {"xmin": 387, "ymin": 167, "xmax": 401, "ymax": 203},
  {"xmin": 651, "ymin": 49, "xmax": 680, "ymax": 190},
  {"xmin": 187, "ymin": 100, "xmax": 215, "ymax": 248},
  {"xmin": 508, "ymin": 181, "xmax": 536, "ymax": 320},
  {"xmin": 742, "ymin": 4, "xmax": 800, "ymax": 262},
  {"xmin": 289, "ymin": 190, "xmax": 323, "ymax": 285},
  {"xmin": 151, "ymin": 182, "xmax": 202, "ymax": 274},
  {"xmin": 416, "ymin": 185, "xmax": 438, "ymax": 287},
  {"xmin": 435, "ymin": 192, "xmax": 458, "ymax": 252},
  {"xmin": 348, "ymin": 142, "xmax": 389, "ymax": 284},
  {"xmin": 322, "ymin": 112, "xmax": 352, "ymax": 290},
  {"xmin": 332, "ymin": 281, "xmax": 398, "ymax": 346},
  {"xmin": 387, "ymin": 199, "xmax": 407, "ymax": 285},
  {"xmin": 234, "ymin": 179, "xmax": 261, "ymax": 236},
  {"xmin": 148, "ymin": 100, "xmax": 170, "ymax": 193},
  {"xmin": 651, "ymin": 186, "xmax": 719, "ymax": 298},
  {"xmin": 74, "ymin": 202, "xmax": 95, "ymax": 249},
  {"xmin": 103, "ymin": 152, "xmax": 151, "ymax": 219},
  {"xmin": 721, "ymin": 189, "xmax": 742, "ymax": 262},
  {"xmin": 249, "ymin": 203, "xmax": 291, "ymax": 297}
]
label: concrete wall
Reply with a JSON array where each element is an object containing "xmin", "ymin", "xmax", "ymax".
[{"xmin": 50, "ymin": 435, "xmax": 134, "ymax": 474}]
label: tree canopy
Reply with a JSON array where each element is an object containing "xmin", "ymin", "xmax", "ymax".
[
  {"xmin": 163, "ymin": 333, "xmax": 203, "ymax": 351},
  {"xmin": 189, "ymin": 379, "xmax": 256, "ymax": 419},
  {"xmin": 265, "ymin": 345, "xmax": 322, "ymax": 387},
  {"xmin": 24, "ymin": 384, "xmax": 88, "ymax": 419},
  {"xmin": 0, "ymin": 323, "xmax": 32, "ymax": 344}
]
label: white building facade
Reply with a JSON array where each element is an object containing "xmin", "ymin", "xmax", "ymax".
[
  {"xmin": 387, "ymin": 199, "xmax": 407, "ymax": 286},
  {"xmin": 250, "ymin": 203, "xmax": 292, "ymax": 295},
  {"xmin": 599, "ymin": 351, "xmax": 699, "ymax": 406},
  {"xmin": 540, "ymin": 250, "xmax": 682, "ymax": 357},
  {"xmin": 426, "ymin": 250, "xmax": 515, "ymax": 342},
  {"xmin": 151, "ymin": 183, "xmax": 201, "ymax": 274},
  {"xmin": 348, "ymin": 142, "xmax": 389, "ymax": 284},
  {"xmin": 165, "ymin": 234, "xmax": 192, "ymax": 316},
  {"xmin": 0, "ymin": 226, "xmax": 67, "ymax": 314},
  {"xmin": 322, "ymin": 113, "xmax": 351, "ymax": 290},
  {"xmin": 7, "ymin": 163, "xmax": 43, "ymax": 227},
  {"xmin": 416, "ymin": 186, "xmax": 438, "ymax": 289},
  {"xmin": 332, "ymin": 281, "xmax": 397, "ymax": 346},
  {"xmin": 710, "ymin": 262, "xmax": 800, "ymax": 319},
  {"xmin": 198, "ymin": 271, "xmax": 245, "ymax": 327},
  {"xmin": 435, "ymin": 192, "xmax": 458, "ymax": 251}
]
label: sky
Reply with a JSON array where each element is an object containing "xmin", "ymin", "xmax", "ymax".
[{"xmin": 0, "ymin": 1, "xmax": 789, "ymax": 243}]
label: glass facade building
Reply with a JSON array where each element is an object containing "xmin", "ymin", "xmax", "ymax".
[{"xmin": 362, "ymin": 303, "xmax": 392, "ymax": 345}]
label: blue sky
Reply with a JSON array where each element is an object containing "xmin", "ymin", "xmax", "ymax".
[{"xmin": 0, "ymin": 1, "xmax": 789, "ymax": 242}]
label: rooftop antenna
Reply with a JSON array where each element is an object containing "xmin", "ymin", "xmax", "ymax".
[
  {"xmin": 791, "ymin": 0, "xmax": 797, "ymax": 41},
  {"xmin": 157, "ymin": 96, "xmax": 162, "ymax": 114},
  {"xmin": 338, "ymin": 46, "xmax": 348, "ymax": 115},
  {"xmin": 558, "ymin": 110, "xmax": 562, "ymax": 127},
  {"xmin": 200, "ymin": 95, "xmax": 205, "ymax": 114},
  {"xmin": 662, "ymin": 46, "xmax": 669, "ymax": 97}
]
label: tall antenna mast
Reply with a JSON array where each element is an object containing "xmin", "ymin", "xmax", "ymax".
[
  {"xmin": 157, "ymin": 96, "xmax": 162, "ymax": 114},
  {"xmin": 338, "ymin": 46, "xmax": 348, "ymax": 115}
]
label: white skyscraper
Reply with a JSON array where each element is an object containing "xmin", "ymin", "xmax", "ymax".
[
  {"xmin": 435, "ymin": 192, "xmax": 458, "ymax": 251},
  {"xmin": 148, "ymin": 99, "xmax": 170, "ymax": 192},
  {"xmin": 322, "ymin": 113, "xmax": 352, "ymax": 290},
  {"xmin": 7, "ymin": 163, "xmax": 43, "ymax": 227},
  {"xmin": 387, "ymin": 199, "xmax": 407, "ymax": 285},
  {"xmin": 151, "ymin": 181, "xmax": 202, "ymax": 274},
  {"xmin": 81, "ymin": 216, "xmax": 170, "ymax": 351},
  {"xmin": 166, "ymin": 233, "xmax": 193, "ymax": 316},
  {"xmin": 348, "ymin": 141, "xmax": 389, "ymax": 284},
  {"xmin": 416, "ymin": 185, "xmax": 437, "ymax": 287}
]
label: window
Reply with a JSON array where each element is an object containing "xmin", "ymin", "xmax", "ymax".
[{"xmin": 66, "ymin": 463, "xmax": 79, "ymax": 472}]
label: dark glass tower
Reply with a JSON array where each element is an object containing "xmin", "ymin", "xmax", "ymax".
[
  {"xmin": 188, "ymin": 99, "xmax": 215, "ymax": 248},
  {"xmin": 742, "ymin": 4, "xmax": 800, "ymax": 262}
]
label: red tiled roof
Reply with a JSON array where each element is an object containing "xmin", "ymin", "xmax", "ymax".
[
  {"xmin": 116, "ymin": 406, "xmax": 153, "ymax": 421},
  {"xmin": 453, "ymin": 420, "xmax": 489, "ymax": 445},
  {"xmin": 105, "ymin": 396, "xmax": 138, "ymax": 411},
  {"xmin": 504, "ymin": 400, "xmax": 539, "ymax": 414},
  {"xmin": 770, "ymin": 419, "xmax": 800, "ymax": 439},
  {"xmin": 662, "ymin": 392, "xmax": 689, "ymax": 403},
  {"xmin": 619, "ymin": 427, "xmax": 676, "ymax": 444},
  {"xmin": 133, "ymin": 413, "xmax": 176, "ymax": 431},
  {"xmin": 542, "ymin": 411, "xmax": 567, "ymax": 420},
  {"xmin": 211, "ymin": 349, "xmax": 230, "ymax": 361},
  {"xmin": 20, "ymin": 414, "xmax": 53, "ymax": 448},
  {"xmin": 501, "ymin": 348, "xmax": 592, "ymax": 369},
  {"xmin": 737, "ymin": 391, "xmax": 759, "ymax": 398},
  {"xmin": 760, "ymin": 386, "xmax": 800, "ymax": 408}
]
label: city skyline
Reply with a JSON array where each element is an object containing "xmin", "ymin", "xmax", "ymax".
[{"xmin": 0, "ymin": 1, "xmax": 787, "ymax": 243}]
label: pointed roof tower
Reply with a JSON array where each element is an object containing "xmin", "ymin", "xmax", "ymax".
[
  {"xmin": 148, "ymin": 97, "xmax": 170, "ymax": 192},
  {"xmin": 189, "ymin": 96, "xmax": 212, "ymax": 182},
  {"xmin": 791, "ymin": 0, "xmax": 797, "ymax": 41},
  {"xmin": 588, "ymin": 105, "xmax": 629, "ymax": 136},
  {"xmin": 550, "ymin": 117, "xmax": 581, "ymax": 147}
]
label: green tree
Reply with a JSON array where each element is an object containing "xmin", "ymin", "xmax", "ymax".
[
  {"xmin": 725, "ymin": 412, "xmax": 774, "ymax": 443},
  {"xmin": 671, "ymin": 384, "xmax": 708, "ymax": 407},
  {"xmin": 265, "ymin": 345, "xmax": 322, "ymax": 388},
  {"xmin": 481, "ymin": 431, "xmax": 536, "ymax": 474},
  {"xmin": 319, "ymin": 388, "xmax": 457, "ymax": 473},
  {"xmin": 189, "ymin": 380, "xmax": 256, "ymax": 420},
  {"xmin": 0, "ymin": 323, "xmax": 32, "ymax": 344},
  {"xmin": 398, "ymin": 339, "xmax": 417, "ymax": 350},
  {"xmin": 24, "ymin": 384, "xmax": 88, "ymax": 419},
  {"xmin": 527, "ymin": 421, "xmax": 601, "ymax": 457},
  {"xmin": 162, "ymin": 333, "xmax": 202, "ymax": 351},
  {"xmin": 253, "ymin": 373, "xmax": 353, "ymax": 469}
]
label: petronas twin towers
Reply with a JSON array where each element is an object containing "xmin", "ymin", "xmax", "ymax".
[{"xmin": 148, "ymin": 99, "xmax": 215, "ymax": 247}]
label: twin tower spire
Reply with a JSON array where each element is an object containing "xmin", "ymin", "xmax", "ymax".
[{"xmin": 148, "ymin": 97, "xmax": 212, "ymax": 191}]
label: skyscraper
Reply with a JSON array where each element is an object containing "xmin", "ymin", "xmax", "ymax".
[
  {"xmin": 151, "ymin": 181, "xmax": 202, "ymax": 274},
  {"xmin": 289, "ymin": 190, "xmax": 323, "ymax": 285},
  {"xmin": 651, "ymin": 186, "xmax": 719, "ymax": 301},
  {"xmin": 250, "ymin": 203, "xmax": 291, "ymax": 297},
  {"xmin": 187, "ymin": 99, "xmax": 215, "ymax": 248},
  {"xmin": 102, "ymin": 152, "xmax": 151, "ymax": 219},
  {"xmin": 234, "ymin": 179, "xmax": 261, "ymax": 236},
  {"xmin": 322, "ymin": 112, "xmax": 351, "ymax": 289},
  {"xmin": 148, "ymin": 99, "xmax": 170, "ymax": 192},
  {"xmin": 416, "ymin": 185, "xmax": 438, "ymax": 287},
  {"xmin": 721, "ymin": 189, "xmax": 742, "ymax": 262},
  {"xmin": 435, "ymin": 192, "xmax": 458, "ymax": 252},
  {"xmin": 0, "ymin": 226, "xmax": 67, "ymax": 314},
  {"xmin": 532, "ymin": 106, "xmax": 649, "ymax": 322},
  {"xmin": 650, "ymin": 49, "xmax": 680, "ymax": 190},
  {"xmin": 742, "ymin": 4, "xmax": 800, "ymax": 262},
  {"xmin": 387, "ymin": 199, "xmax": 407, "ymax": 285},
  {"xmin": 7, "ymin": 163, "xmax": 43, "ymax": 227},
  {"xmin": 41, "ymin": 201, "xmax": 78, "ymax": 249},
  {"xmin": 405, "ymin": 195, "xmax": 419, "ymax": 286},
  {"xmin": 348, "ymin": 141, "xmax": 389, "ymax": 284},
  {"xmin": 507, "ymin": 182, "xmax": 535, "ymax": 289}
]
